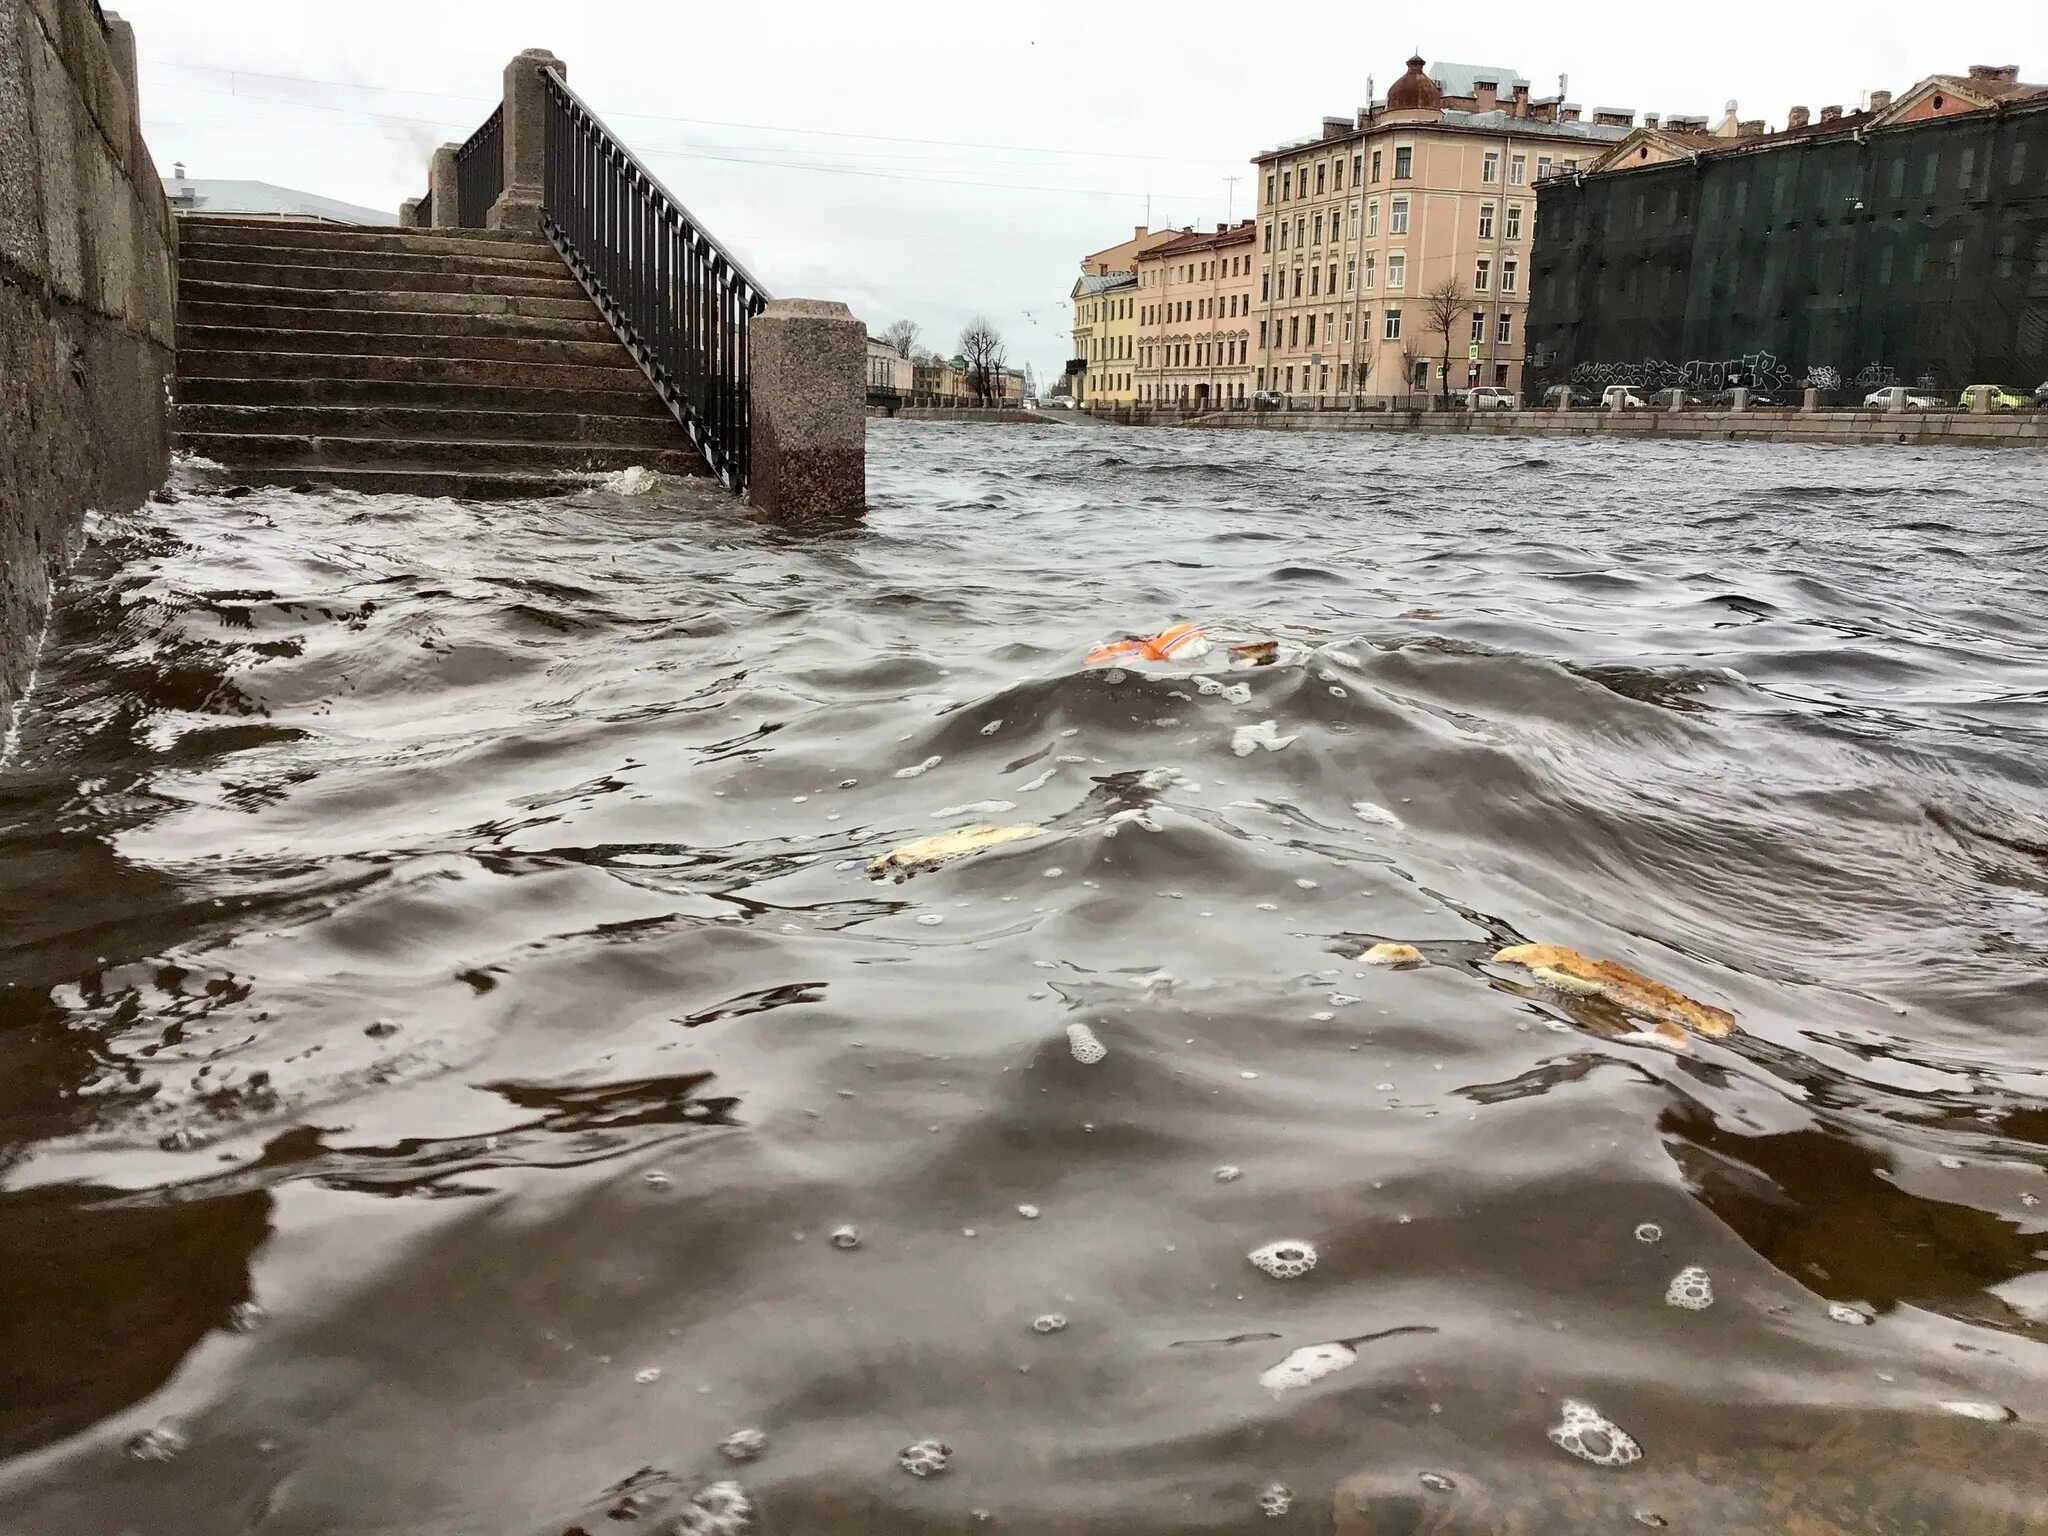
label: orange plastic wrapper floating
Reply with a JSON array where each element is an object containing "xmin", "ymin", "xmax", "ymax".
[{"xmin": 1084, "ymin": 623, "xmax": 1210, "ymax": 666}]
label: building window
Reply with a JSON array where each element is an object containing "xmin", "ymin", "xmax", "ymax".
[
  {"xmin": 1278, "ymin": 219, "xmax": 1288, "ymax": 250},
  {"xmin": 1888, "ymin": 156, "xmax": 1906, "ymax": 199},
  {"xmin": 1261, "ymin": 273, "xmax": 1270, "ymax": 300},
  {"xmin": 1505, "ymin": 203, "xmax": 1522, "ymax": 241},
  {"xmin": 1478, "ymin": 202, "xmax": 1495, "ymax": 239},
  {"xmin": 1259, "ymin": 319, "xmax": 1268, "ymax": 347},
  {"xmin": 1285, "ymin": 366, "xmax": 1294, "ymax": 391},
  {"xmin": 1310, "ymin": 264, "xmax": 1320, "ymax": 295},
  {"xmin": 1394, "ymin": 145, "xmax": 1413, "ymax": 178},
  {"xmin": 1483, "ymin": 151, "xmax": 1500, "ymax": 183},
  {"xmin": 1370, "ymin": 149, "xmax": 1382, "ymax": 183},
  {"xmin": 1353, "ymin": 152, "xmax": 1363, "ymax": 184},
  {"xmin": 1390, "ymin": 197, "xmax": 1409, "ymax": 234},
  {"xmin": 1327, "ymin": 261, "xmax": 1337, "ymax": 293},
  {"xmin": 1306, "ymin": 314, "xmax": 1316, "ymax": 345},
  {"xmin": 1537, "ymin": 155, "xmax": 1552, "ymax": 179},
  {"xmin": 1295, "ymin": 215, "xmax": 1305, "ymax": 246},
  {"xmin": 1474, "ymin": 257, "xmax": 1490, "ymax": 290},
  {"xmin": 1367, "ymin": 200, "xmax": 1379, "ymax": 236},
  {"xmin": 1266, "ymin": 172, "xmax": 1276, "ymax": 205},
  {"xmin": 1333, "ymin": 158, "xmax": 1344, "ymax": 191},
  {"xmin": 1344, "ymin": 309, "xmax": 1354, "ymax": 341},
  {"xmin": 1282, "ymin": 169, "xmax": 1292, "ymax": 200},
  {"xmin": 1313, "ymin": 212, "xmax": 1323, "ymax": 245},
  {"xmin": 1921, "ymin": 151, "xmax": 1938, "ymax": 195},
  {"xmin": 1510, "ymin": 154, "xmax": 1526, "ymax": 185},
  {"xmin": 1316, "ymin": 162, "xmax": 1327, "ymax": 195},
  {"xmin": 1387, "ymin": 252, "xmax": 1406, "ymax": 288},
  {"xmin": 1944, "ymin": 237, "xmax": 1964, "ymax": 280},
  {"xmin": 1262, "ymin": 221, "xmax": 1272, "ymax": 253},
  {"xmin": 1349, "ymin": 201, "xmax": 1361, "ymax": 239},
  {"xmin": 1563, "ymin": 157, "xmax": 1578, "ymax": 173},
  {"xmin": 1497, "ymin": 313, "xmax": 1512, "ymax": 344},
  {"xmin": 1494, "ymin": 362, "xmax": 1509, "ymax": 386},
  {"xmin": 1997, "ymin": 232, "xmax": 2019, "ymax": 278},
  {"xmin": 1346, "ymin": 258, "xmax": 1356, "ymax": 291},
  {"xmin": 1384, "ymin": 308, "xmax": 1402, "ymax": 340},
  {"xmin": 1340, "ymin": 362, "xmax": 1351, "ymax": 390},
  {"xmin": 2010, "ymin": 142, "xmax": 2029, "ymax": 185},
  {"xmin": 1958, "ymin": 146, "xmax": 1977, "ymax": 190},
  {"xmin": 1289, "ymin": 316, "xmax": 1299, "ymax": 347},
  {"xmin": 1501, "ymin": 259, "xmax": 1518, "ymax": 292},
  {"xmin": 1470, "ymin": 310, "xmax": 1485, "ymax": 343},
  {"xmin": 1363, "ymin": 253, "xmax": 1376, "ymax": 288},
  {"xmin": 1293, "ymin": 267, "xmax": 1304, "ymax": 298}
]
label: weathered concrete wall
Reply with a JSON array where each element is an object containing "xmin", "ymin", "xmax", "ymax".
[
  {"xmin": 0, "ymin": 0, "xmax": 175, "ymax": 713},
  {"xmin": 1160, "ymin": 408, "xmax": 2048, "ymax": 449}
]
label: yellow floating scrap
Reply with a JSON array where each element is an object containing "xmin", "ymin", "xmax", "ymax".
[
  {"xmin": 1361, "ymin": 942, "xmax": 1425, "ymax": 969},
  {"xmin": 1490, "ymin": 944, "xmax": 1736, "ymax": 1038},
  {"xmin": 867, "ymin": 824, "xmax": 1045, "ymax": 877}
]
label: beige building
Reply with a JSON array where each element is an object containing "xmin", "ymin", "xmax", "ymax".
[
  {"xmin": 865, "ymin": 335, "xmax": 913, "ymax": 396},
  {"xmin": 1069, "ymin": 225, "xmax": 1177, "ymax": 404},
  {"xmin": 1253, "ymin": 56, "xmax": 1639, "ymax": 403},
  {"xmin": 1136, "ymin": 220, "xmax": 1258, "ymax": 408}
]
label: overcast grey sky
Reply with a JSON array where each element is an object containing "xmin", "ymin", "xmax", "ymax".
[{"xmin": 121, "ymin": 1, "xmax": 2045, "ymax": 389}]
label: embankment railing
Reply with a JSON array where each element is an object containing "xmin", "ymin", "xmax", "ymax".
[
  {"xmin": 455, "ymin": 104, "xmax": 504, "ymax": 229},
  {"xmin": 537, "ymin": 65, "xmax": 769, "ymax": 492}
]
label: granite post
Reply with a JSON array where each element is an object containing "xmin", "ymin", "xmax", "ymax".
[
  {"xmin": 429, "ymin": 142, "xmax": 459, "ymax": 227},
  {"xmin": 750, "ymin": 299, "xmax": 866, "ymax": 522},
  {"xmin": 1802, "ymin": 386, "xmax": 1820, "ymax": 412},
  {"xmin": 487, "ymin": 49, "xmax": 563, "ymax": 232},
  {"xmin": 1969, "ymin": 385, "xmax": 1993, "ymax": 414},
  {"xmin": 1729, "ymin": 387, "xmax": 1750, "ymax": 412},
  {"xmin": 398, "ymin": 196, "xmax": 423, "ymax": 226}
]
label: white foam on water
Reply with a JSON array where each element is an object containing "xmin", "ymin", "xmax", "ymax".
[
  {"xmin": 1828, "ymin": 1302, "xmax": 1870, "ymax": 1326},
  {"xmin": 980, "ymin": 719, "xmax": 1004, "ymax": 735},
  {"xmin": 229, "ymin": 1300, "xmax": 268, "ymax": 1333},
  {"xmin": 830, "ymin": 1225, "xmax": 861, "ymax": 1250},
  {"xmin": 931, "ymin": 800, "xmax": 1016, "ymax": 818},
  {"xmin": 1352, "ymin": 801, "xmax": 1402, "ymax": 827},
  {"xmin": 1066, "ymin": 1023, "xmax": 1107, "ymax": 1064},
  {"xmin": 1940, "ymin": 1400, "xmax": 2015, "ymax": 1422},
  {"xmin": 1258, "ymin": 1483, "xmax": 1294, "ymax": 1518},
  {"xmin": 894, "ymin": 755, "xmax": 943, "ymax": 779},
  {"xmin": 898, "ymin": 1438, "xmax": 952, "ymax": 1477},
  {"xmin": 1192, "ymin": 674, "xmax": 1224, "ymax": 695},
  {"xmin": 673, "ymin": 1480, "xmax": 753, "ymax": 1536},
  {"xmin": 1214, "ymin": 1164, "xmax": 1242, "ymax": 1183},
  {"xmin": 1232, "ymin": 720, "xmax": 1298, "ymax": 756},
  {"xmin": 1018, "ymin": 767, "xmax": 1057, "ymax": 792},
  {"xmin": 594, "ymin": 465, "xmax": 671, "ymax": 496},
  {"xmin": 1031, "ymin": 1313, "xmax": 1069, "ymax": 1334},
  {"xmin": 915, "ymin": 913, "xmax": 945, "ymax": 926},
  {"xmin": 1259, "ymin": 1340, "xmax": 1358, "ymax": 1393},
  {"xmin": 1633, "ymin": 1223, "xmax": 1663, "ymax": 1244},
  {"xmin": 1221, "ymin": 682, "xmax": 1252, "ymax": 705},
  {"xmin": 1547, "ymin": 1399, "xmax": 1642, "ymax": 1467},
  {"xmin": 719, "ymin": 1427, "xmax": 769, "ymax": 1463},
  {"xmin": 128, "ymin": 1419, "xmax": 188, "ymax": 1462},
  {"xmin": 1665, "ymin": 1265, "xmax": 1714, "ymax": 1311},
  {"xmin": 1017, "ymin": 1203, "xmax": 1041, "ymax": 1219},
  {"xmin": 635, "ymin": 1366, "xmax": 663, "ymax": 1383},
  {"xmin": 1248, "ymin": 1239, "xmax": 1318, "ymax": 1279}
]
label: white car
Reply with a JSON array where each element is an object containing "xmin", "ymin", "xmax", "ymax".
[
  {"xmin": 1601, "ymin": 385, "xmax": 1648, "ymax": 410},
  {"xmin": 1464, "ymin": 387, "xmax": 1517, "ymax": 409},
  {"xmin": 1862, "ymin": 386, "xmax": 1940, "ymax": 410}
]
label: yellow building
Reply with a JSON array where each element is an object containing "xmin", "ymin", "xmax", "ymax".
[{"xmin": 1068, "ymin": 225, "xmax": 1175, "ymax": 405}]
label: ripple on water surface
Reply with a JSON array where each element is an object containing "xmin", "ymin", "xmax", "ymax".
[{"xmin": 2, "ymin": 429, "xmax": 2047, "ymax": 1532}]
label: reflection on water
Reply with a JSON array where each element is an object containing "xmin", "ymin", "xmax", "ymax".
[{"xmin": 2, "ymin": 425, "xmax": 2047, "ymax": 1532}]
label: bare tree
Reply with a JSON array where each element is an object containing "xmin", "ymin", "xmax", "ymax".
[
  {"xmin": 1399, "ymin": 344, "xmax": 1424, "ymax": 407},
  {"xmin": 880, "ymin": 319, "xmax": 920, "ymax": 360},
  {"xmin": 959, "ymin": 316, "xmax": 1007, "ymax": 406},
  {"xmin": 1422, "ymin": 276, "xmax": 1470, "ymax": 405}
]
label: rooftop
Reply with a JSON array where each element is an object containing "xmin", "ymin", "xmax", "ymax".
[
  {"xmin": 161, "ymin": 174, "xmax": 391, "ymax": 226},
  {"xmin": 1432, "ymin": 61, "xmax": 1530, "ymax": 97},
  {"xmin": 1075, "ymin": 271, "xmax": 1138, "ymax": 296}
]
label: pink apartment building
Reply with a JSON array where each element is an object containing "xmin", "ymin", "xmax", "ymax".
[{"xmin": 1135, "ymin": 220, "xmax": 1258, "ymax": 408}]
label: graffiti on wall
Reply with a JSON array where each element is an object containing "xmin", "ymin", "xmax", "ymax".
[{"xmin": 1566, "ymin": 353, "xmax": 1919, "ymax": 396}]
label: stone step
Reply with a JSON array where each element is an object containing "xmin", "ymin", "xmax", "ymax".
[
  {"xmin": 176, "ymin": 350, "xmax": 642, "ymax": 390},
  {"xmin": 175, "ymin": 216, "xmax": 549, "ymax": 254},
  {"xmin": 177, "ymin": 374, "xmax": 670, "ymax": 417},
  {"xmin": 180, "ymin": 238, "xmax": 569, "ymax": 280},
  {"xmin": 179, "ymin": 257, "xmax": 584, "ymax": 299},
  {"xmin": 180, "ymin": 279, "xmax": 601, "ymax": 322},
  {"xmin": 182, "ymin": 467, "xmax": 639, "ymax": 502},
  {"xmin": 178, "ymin": 324, "xmax": 632, "ymax": 367},
  {"xmin": 176, "ymin": 401, "xmax": 683, "ymax": 449},
  {"xmin": 180, "ymin": 300, "xmax": 615, "ymax": 344},
  {"xmin": 176, "ymin": 429, "xmax": 703, "ymax": 477}
]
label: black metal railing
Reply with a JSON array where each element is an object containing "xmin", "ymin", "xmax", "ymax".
[
  {"xmin": 87, "ymin": 0, "xmax": 109, "ymax": 30},
  {"xmin": 409, "ymin": 191, "xmax": 432, "ymax": 228},
  {"xmin": 455, "ymin": 104, "xmax": 505, "ymax": 229},
  {"xmin": 539, "ymin": 66, "xmax": 768, "ymax": 492}
]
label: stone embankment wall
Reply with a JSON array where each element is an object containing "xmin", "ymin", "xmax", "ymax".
[
  {"xmin": 867, "ymin": 406, "xmax": 1056, "ymax": 425},
  {"xmin": 1176, "ymin": 408, "xmax": 2048, "ymax": 449},
  {"xmin": 0, "ymin": 0, "xmax": 175, "ymax": 713}
]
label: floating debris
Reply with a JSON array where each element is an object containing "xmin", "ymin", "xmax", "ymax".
[
  {"xmin": 1248, "ymin": 1240, "xmax": 1318, "ymax": 1279},
  {"xmin": 227, "ymin": 1300, "xmax": 268, "ymax": 1333},
  {"xmin": 1665, "ymin": 1266, "xmax": 1714, "ymax": 1311},
  {"xmin": 1016, "ymin": 1203, "xmax": 1041, "ymax": 1220},
  {"xmin": 1259, "ymin": 1341, "xmax": 1357, "ymax": 1393},
  {"xmin": 1231, "ymin": 720, "xmax": 1298, "ymax": 756},
  {"xmin": 830, "ymin": 1225, "xmax": 861, "ymax": 1251},
  {"xmin": 127, "ymin": 1419, "xmax": 189, "ymax": 1463},
  {"xmin": 1230, "ymin": 640, "xmax": 1280, "ymax": 667},
  {"xmin": 898, "ymin": 1438, "xmax": 953, "ymax": 1478},
  {"xmin": 1086, "ymin": 624, "xmax": 1209, "ymax": 666},
  {"xmin": 1418, "ymin": 1472, "xmax": 1457, "ymax": 1493},
  {"xmin": 1490, "ymin": 944, "xmax": 1736, "ymax": 1037},
  {"xmin": 1361, "ymin": 942, "xmax": 1425, "ymax": 969},
  {"xmin": 1352, "ymin": 801, "xmax": 1402, "ymax": 827},
  {"xmin": 1258, "ymin": 1483, "xmax": 1295, "ymax": 1518},
  {"xmin": 1032, "ymin": 1313, "xmax": 1069, "ymax": 1334},
  {"xmin": 868, "ymin": 823, "xmax": 1044, "ymax": 877},
  {"xmin": 1828, "ymin": 1302, "xmax": 1870, "ymax": 1326},
  {"xmin": 1213, "ymin": 1165, "xmax": 1243, "ymax": 1183},
  {"xmin": 1547, "ymin": 1399, "xmax": 1642, "ymax": 1467},
  {"xmin": 1941, "ymin": 1400, "xmax": 2015, "ymax": 1422},
  {"xmin": 1066, "ymin": 1023, "xmax": 1108, "ymax": 1064},
  {"xmin": 719, "ymin": 1428, "xmax": 769, "ymax": 1463}
]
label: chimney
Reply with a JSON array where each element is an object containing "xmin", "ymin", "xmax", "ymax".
[
  {"xmin": 1512, "ymin": 82, "xmax": 1530, "ymax": 117},
  {"xmin": 1739, "ymin": 119, "xmax": 1765, "ymax": 137},
  {"xmin": 1969, "ymin": 64, "xmax": 2021, "ymax": 85},
  {"xmin": 1787, "ymin": 105, "xmax": 1810, "ymax": 130},
  {"xmin": 1592, "ymin": 108, "xmax": 1634, "ymax": 128},
  {"xmin": 1559, "ymin": 103, "xmax": 1581, "ymax": 122},
  {"xmin": 1644, "ymin": 112, "xmax": 1660, "ymax": 130},
  {"xmin": 1819, "ymin": 104, "xmax": 1843, "ymax": 123},
  {"xmin": 1870, "ymin": 89, "xmax": 1893, "ymax": 111},
  {"xmin": 173, "ymin": 161, "xmax": 186, "ymax": 179},
  {"xmin": 1322, "ymin": 115, "xmax": 1349, "ymax": 139},
  {"xmin": 1473, "ymin": 79, "xmax": 1498, "ymax": 112}
]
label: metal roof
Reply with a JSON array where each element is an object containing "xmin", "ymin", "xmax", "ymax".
[
  {"xmin": 161, "ymin": 177, "xmax": 393, "ymax": 226},
  {"xmin": 1439, "ymin": 108, "xmax": 1633, "ymax": 143},
  {"xmin": 1432, "ymin": 62, "xmax": 1531, "ymax": 98},
  {"xmin": 1075, "ymin": 271, "xmax": 1138, "ymax": 295}
]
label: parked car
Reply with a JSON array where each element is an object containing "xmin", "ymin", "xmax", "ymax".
[
  {"xmin": 1463, "ymin": 386, "xmax": 1517, "ymax": 410},
  {"xmin": 1706, "ymin": 387, "xmax": 1783, "ymax": 409},
  {"xmin": 1600, "ymin": 385, "xmax": 1648, "ymax": 410},
  {"xmin": 2035, "ymin": 380, "xmax": 2048, "ymax": 407},
  {"xmin": 1862, "ymin": 386, "xmax": 1941, "ymax": 410},
  {"xmin": 1251, "ymin": 389, "xmax": 1284, "ymax": 411},
  {"xmin": 1958, "ymin": 384, "xmax": 2028, "ymax": 410},
  {"xmin": 1646, "ymin": 387, "xmax": 1704, "ymax": 410},
  {"xmin": 1539, "ymin": 384, "xmax": 1599, "ymax": 409}
]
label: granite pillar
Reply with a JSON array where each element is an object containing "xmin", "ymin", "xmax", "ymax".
[{"xmin": 750, "ymin": 299, "xmax": 866, "ymax": 522}]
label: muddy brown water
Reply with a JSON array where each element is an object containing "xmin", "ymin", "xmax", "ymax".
[{"xmin": 3, "ymin": 423, "xmax": 2047, "ymax": 1533}]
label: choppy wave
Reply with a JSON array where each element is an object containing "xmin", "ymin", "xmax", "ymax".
[{"xmin": 3, "ymin": 425, "xmax": 2047, "ymax": 1532}]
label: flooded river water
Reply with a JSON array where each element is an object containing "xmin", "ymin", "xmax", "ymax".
[{"xmin": 3, "ymin": 421, "xmax": 2047, "ymax": 1533}]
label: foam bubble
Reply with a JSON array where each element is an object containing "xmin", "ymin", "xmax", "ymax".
[
  {"xmin": 1664, "ymin": 1265, "xmax": 1714, "ymax": 1311},
  {"xmin": 1258, "ymin": 1483, "xmax": 1294, "ymax": 1518},
  {"xmin": 1248, "ymin": 1239, "xmax": 1318, "ymax": 1279},
  {"xmin": 1066, "ymin": 1023, "xmax": 1107, "ymax": 1064},
  {"xmin": 894, "ymin": 755, "xmax": 943, "ymax": 780},
  {"xmin": 719, "ymin": 1427, "xmax": 769, "ymax": 1463},
  {"xmin": 1017, "ymin": 1203, "xmax": 1041, "ymax": 1219},
  {"xmin": 1032, "ymin": 1313, "xmax": 1069, "ymax": 1334},
  {"xmin": 1827, "ymin": 1302, "xmax": 1869, "ymax": 1326},
  {"xmin": 1259, "ymin": 1341, "xmax": 1357, "ymax": 1393},
  {"xmin": 635, "ymin": 1366, "xmax": 663, "ymax": 1384},
  {"xmin": 1547, "ymin": 1399, "xmax": 1642, "ymax": 1467},
  {"xmin": 981, "ymin": 719, "xmax": 1004, "ymax": 736},
  {"xmin": 915, "ymin": 913, "xmax": 945, "ymax": 927},
  {"xmin": 1419, "ymin": 1472, "xmax": 1456, "ymax": 1492},
  {"xmin": 931, "ymin": 799, "xmax": 1016, "ymax": 819},
  {"xmin": 643, "ymin": 1170, "xmax": 673, "ymax": 1191},
  {"xmin": 127, "ymin": 1419, "xmax": 188, "ymax": 1462},
  {"xmin": 1633, "ymin": 1222, "xmax": 1663, "ymax": 1244},
  {"xmin": 1352, "ymin": 801, "xmax": 1402, "ymax": 827},
  {"xmin": 1214, "ymin": 1165, "xmax": 1242, "ymax": 1183},
  {"xmin": 228, "ymin": 1300, "xmax": 268, "ymax": 1333},
  {"xmin": 1221, "ymin": 682, "xmax": 1252, "ymax": 705},
  {"xmin": 1232, "ymin": 720, "xmax": 1298, "ymax": 756},
  {"xmin": 831, "ymin": 1225, "xmax": 861, "ymax": 1250},
  {"xmin": 898, "ymin": 1438, "xmax": 952, "ymax": 1477},
  {"xmin": 1941, "ymin": 1400, "xmax": 2015, "ymax": 1422},
  {"xmin": 672, "ymin": 1480, "xmax": 754, "ymax": 1536}
]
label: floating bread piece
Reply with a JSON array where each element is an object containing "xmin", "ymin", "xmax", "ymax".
[
  {"xmin": 1361, "ymin": 943, "xmax": 1425, "ymax": 969},
  {"xmin": 1230, "ymin": 640, "xmax": 1280, "ymax": 667},
  {"xmin": 1491, "ymin": 944, "xmax": 1735, "ymax": 1037},
  {"xmin": 868, "ymin": 824, "xmax": 1045, "ymax": 876}
]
